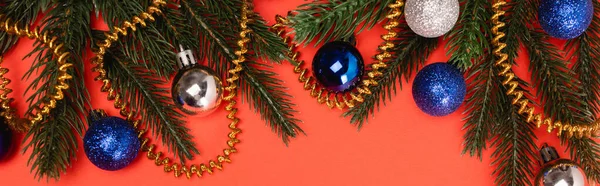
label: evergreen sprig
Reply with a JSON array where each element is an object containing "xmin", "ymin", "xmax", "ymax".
[
  {"xmin": 288, "ymin": 0, "xmax": 395, "ymax": 46},
  {"xmin": 0, "ymin": 0, "xmax": 50, "ymax": 55},
  {"xmin": 563, "ymin": 1, "xmax": 600, "ymax": 183},
  {"xmin": 19, "ymin": 0, "xmax": 92, "ymax": 181},
  {"xmin": 445, "ymin": 0, "xmax": 493, "ymax": 158},
  {"xmin": 445, "ymin": 0, "xmax": 491, "ymax": 71},
  {"xmin": 344, "ymin": 22, "xmax": 438, "ymax": 127},
  {"xmin": 182, "ymin": 0, "xmax": 303, "ymax": 143}
]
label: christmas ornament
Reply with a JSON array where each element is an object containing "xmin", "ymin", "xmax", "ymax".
[
  {"xmin": 83, "ymin": 111, "xmax": 140, "ymax": 171},
  {"xmin": 312, "ymin": 41, "xmax": 364, "ymax": 92},
  {"xmin": 535, "ymin": 144, "xmax": 586, "ymax": 186},
  {"xmin": 405, "ymin": 0, "xmax": 459, "ymax": 38},
  {"xmin": 172, "ymin": 46, "xmax": 223, "ymax": 116},
  {"xmin": 274, "ymin": 0, "xmax": 404, "ymax": 110},
  {"xmin": 538, "ymin": 0, "xmax": 593, "ymax": 39},
  {"xmin": 412, "ymin": 62, "xmax": 466, "ymax": 116},
  {"xmin": 0, "ymin": 118, "xmax": 12, "ymax": 161}
]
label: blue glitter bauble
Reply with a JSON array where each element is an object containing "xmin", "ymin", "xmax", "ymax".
[
  {"xmin": 412, "ymin": 62, "xmax": 466, "ymax": 117},
  {"xmin": 539, "ymin": 0, "xmax": 593, "ymax": 39},
  {"xmin": 0, "ymin": 119, "xmax": 12, "ymax": 161},
  {"xmin": 84, "ymin": 116, "xmax": 140, "ymax": 171},
  {"xmin": 312, "ymin": 41, "xmax": 364, "ymax": 92}
]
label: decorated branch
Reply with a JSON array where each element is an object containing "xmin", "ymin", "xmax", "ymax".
[{"xmin": 0, "ymin": 0, "xmax": 599, "ymax": 185}]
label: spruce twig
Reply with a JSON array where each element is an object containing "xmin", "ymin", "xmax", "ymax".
[
  {"xmin": 20, "ymin": 1, "xmax": 91, "ymax": 181},
  {"xmin": 288, "ymin": 0, "xmax": 395, "ymax": 46},
  {"xmin": 182, "ymin": 0, "xmax": 303, "ymax": 143}
]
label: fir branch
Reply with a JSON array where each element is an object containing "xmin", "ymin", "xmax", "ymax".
[
  {"xmin": 101, "ymin": 47, "xmax": 199, "ymax": 162},
  {"xmin": 0, "ymin": 0, "xmax": 50, "ymax": 54},
  {"xmin": 23, "ymin": 99, "xmax": 85, "ymax": 182},
  {"xmin": 203, "ymin": 0, "xmax": 290, "ymax": 62},
  {"xmin": 461, "ymin": 55, "xmax": 496, "ymax": 159},
  {"xmin": 288, "ymin": 0, "xmax": 395, "ymax": 46},
  {"xmin": 182, "ymin": 0, "xmax": 304, "ymax": 143},
  {"xmin": 447, "ymin": 0, "xmax": 494, "ymax": 158},
  {"xmin": 445, "ymin": 0, "xmax": 491, "ymax": 71},
  {"xmin": 344, "ymin": 23, "xmax": 438, "ymax": 127},
  {"xmin": 490, "ymin": 84, "xmax": 538, "ymax": 186},
  {"xmin": 563, "ymin": 2, "xmax": 600, "ymax": 183},
  {"xmin": 20, "ymin": 1, "xmax": 91, "ymax": 180},
  {"xmin": 96, "ymin": 0, "xmax": 176, "ymax": 77}
]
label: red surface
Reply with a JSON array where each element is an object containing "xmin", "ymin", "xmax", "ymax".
[{"xmin": 0, "ymin": 1, "xmax": 578, "ymax": 185}]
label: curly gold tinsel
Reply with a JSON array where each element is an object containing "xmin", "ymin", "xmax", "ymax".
[
  {"xmin": 271, "ymin": 0, "xmax": 404, "ymax": 109},
  {"xmin": 491, "ymin": 1, "xmax": 600, "ymax": 138},
  {"xmin": 91, "ymin": 0, "xmax": 246, "ymax": 179},
  {"xmin": 0, "ymin": 15, "xmax": 73, "ymax": 132}
]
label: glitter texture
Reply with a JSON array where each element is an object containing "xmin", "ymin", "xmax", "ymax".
[
  {"xmin": 0, "ymin": 119, "xmax": 12, "ymax": 161},
  {"xmin": 405, "ymin": 0, "xmax": 459, "ymax": 38},
  {"xmin": 539, "ymin": 0, "xmax": 593, "ymax": 39},
  {"xmin": 312, "ymin": 41, "xmax": 364, "ymax": 92},
  {"xmin": 412, "ymin": 63, "xmax": 466, "ymax": 117},
  {"xmin": 84, "ymin": 116, "xmax": 140, "ymax": 171}
]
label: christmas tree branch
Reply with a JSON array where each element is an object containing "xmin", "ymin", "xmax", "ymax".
[
  {"xmin": 445, "ymin": 0, "xmax": 491, "ymax": 71},
  {"xmin": 445, "ymin": 0, "xmax": 493, "ymax": 158},
  {"xmin": 181, "ymin": 0, "xmax": 303, "ymax": 143},
  {"xmin": 23, "ymin": 99, "xmax": 85, "ymax": 182},
  {"xmin": 288, "ymin": 0, "xmax": 395, "ymax": 46},
  {"xmin": 96, "ymin": 0, "xmax": 177, "ymax": 77},
  {"xmin": 101, "ymin": 49, "xmax": 198, "ymax": 162},
  {"xmin": 344, "ymin": 23, "xmax": 438, "ymax": 127},
  {"xmin": 563, "ymin": 2, "xmax": 600, "ymax": 183},
  {"xmin": 490, "ymin": 85, "xmax": 538, "ymax": 186},
  {"xmin": 19, "ymin": 1, "xmax": 92, "ymax": 180}
]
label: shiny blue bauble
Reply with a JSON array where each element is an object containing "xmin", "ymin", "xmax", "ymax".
[
  {"xmin": 539, "ymin": 0, "xmax": 593, "ymax": 39},
  {"xmin": 84, "ymin": 116, "xmax": 140, "ymax": 171},
  {"xmin": 312, "ymin": 41, "xmax": 364, "ymax": 92},
  {"xmin": 0, "ymin": 119, "xmax": 12, "ymax": 161},
  {"xmin": 412, "ymin": 62, "xmax": 466, "ymax": 117}
]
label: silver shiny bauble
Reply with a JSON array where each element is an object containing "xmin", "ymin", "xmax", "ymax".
[
  {"xmin": 537, "ymin": 160, "xmax": 586, "ymax": 186},
  {"xmin": 172, "ymin": 66, "xmax": 223, "ymax": 116},
  {"xmin": 405, "ymin": 0, "xmax": 459, "ymax": 38}
]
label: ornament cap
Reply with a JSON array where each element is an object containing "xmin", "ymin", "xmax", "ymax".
[
  {"xmin": 540, "ymin": 143, "xmax": 560, "ymax": 164},
  {"xmin": 176, "ymin": 45, "xmax": 197, "ymax": 69},
  {"xmin": 88, "ymin": 109, "xmax": 107, "ymax": 124}
]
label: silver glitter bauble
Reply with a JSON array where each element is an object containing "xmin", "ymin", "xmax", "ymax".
[
  {"xmin": 172, "ymin": 46, "xmax": 223, "ymax": 116},
  {"xmin": 538, "ymin": 160, "xmax": 586, "ymax": 186},
  {"xmin": 405, "ymin": 0, "xmax": 459, "ymax": 38}
]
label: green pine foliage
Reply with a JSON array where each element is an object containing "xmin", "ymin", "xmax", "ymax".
[
  {"xmin": 446, "ymin": 0, "xmax": 493, "ymax": 158},
  {"xmin": 289, "ymin": 0, "xmax": 395, "ymax": 46},
  {"xmin": 17, "ymin": 0, "xmax": 92, "ymax": 181},
  {"xmin": 563, "ymin": 1, "xmax": 600, "ymax": 183},
  {"xmin": 181, "ymin": 0, "xmax": 303, "ymax": 142}
]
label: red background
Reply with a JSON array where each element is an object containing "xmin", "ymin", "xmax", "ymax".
[{"xmin": 0, "ymin": 0, "xmax": 577, "ymax": 185}]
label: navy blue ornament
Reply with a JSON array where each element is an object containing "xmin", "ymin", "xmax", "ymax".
[
  {"xmin": 539, "ymin": 0, "xmax": 593, "ymax": 39},
  {"xmin": 412, "ymin": 62, "xmax": 466, "ymax": 117},
  {"xmin": 312, "ymin": 41, "xmax": 364, "ymax": 92},
  {"xmin": 84, "ymin": 113, "xmax": 140, "ymax": 171},
  {"xmin": 0, "ymin": 118, "xmax": 12, "ymax": 161}
]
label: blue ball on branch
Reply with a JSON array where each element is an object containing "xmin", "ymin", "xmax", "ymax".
[{"xmin": 412, "ymin": 62, "xmax": 466, "ymax": 117}]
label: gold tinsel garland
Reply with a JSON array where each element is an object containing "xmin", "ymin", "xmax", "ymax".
[
  {"xmin": 90, "ymin": 0, "xmax": 247, "ymax": 179},
  {"xmin": 0, "ymin": 15, "xmax": 74, "ymax": 132},
  {"xmin": 491, "ymin": 0, "xmax": 599, "ymax": 138}
]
